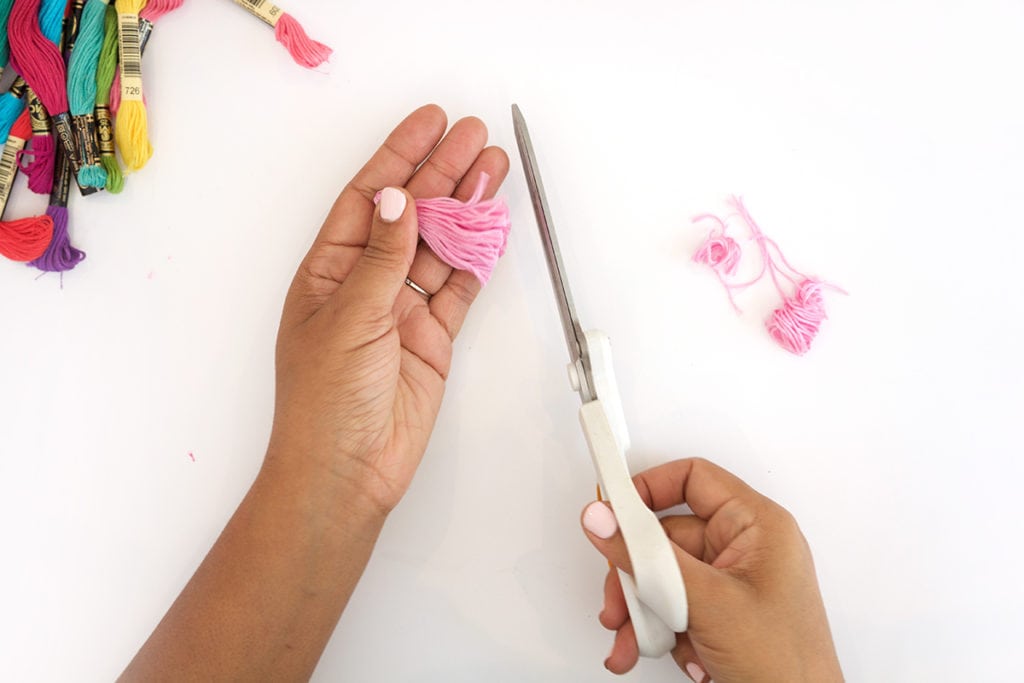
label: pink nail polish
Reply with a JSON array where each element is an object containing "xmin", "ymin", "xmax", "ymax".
[
  {"xmin": 685, "ymin": 662, "xmax": 706, "ymax": 682},
  {"xmin": 379, "ymin": 187, "xmax": 406, "ymax": 223},
  {"xmin": 582, "ymin": 501, "xmax": 618, "ymax": 539}
]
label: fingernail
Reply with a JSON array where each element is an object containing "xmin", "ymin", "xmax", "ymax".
[
  {"xmin": 685, "ymin": 662, "xmax": 706, "ymax": 682},
  {"xmin": 379, "ymin": 187, "xmax": 406, "ymax": 223},
  {"xmin": 583, "ymin": 501, "xmax": 618, "ymax": 539}
]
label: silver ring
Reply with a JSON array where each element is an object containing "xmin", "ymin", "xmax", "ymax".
[{"xmin": 404, "ymin": 277, "xmax": 432, "ymax": 300}]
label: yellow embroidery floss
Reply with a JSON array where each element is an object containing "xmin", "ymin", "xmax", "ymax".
[{"xmin": 113, "ymin": 0, "xmax": 152, "ymax": 171}]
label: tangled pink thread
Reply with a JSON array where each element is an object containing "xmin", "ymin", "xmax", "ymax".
[
  {"xmin": 692, "ymin": 214, "xmax": 745, "ymax": 311},
  {"xmin": 692, "ymin": 197, "xmax": 845, "ymax": 355},
  {"xmin": 766, "ymin": 279, "xmax": 829, "ymax": 355}
]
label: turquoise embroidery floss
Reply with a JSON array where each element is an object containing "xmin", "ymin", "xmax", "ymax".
[{"xmin": 67, "ymin": 0, "xmax": 110, "ymax": 188}]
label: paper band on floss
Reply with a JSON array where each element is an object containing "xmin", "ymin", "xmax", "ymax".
[
  {"xmin": 117, "ymin": 13, "xmax": 144, "ymax": 102},
  {"xmin": 234, "ymin": 0, "xmax": 283, "ymax": 28}
]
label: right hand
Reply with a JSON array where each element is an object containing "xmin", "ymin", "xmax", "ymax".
[{"xmin": 579, "ymin": 458, "xmax": 843, "ymax": 682}]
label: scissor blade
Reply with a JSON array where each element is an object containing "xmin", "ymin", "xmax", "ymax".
[{"xmin": 512, "ymin": 104, "xmax": 590, "ymax": 384}]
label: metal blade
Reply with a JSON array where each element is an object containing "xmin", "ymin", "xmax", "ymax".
[{"xmin": 512, "ymin": 104, "xmax": 594, "ymax": 402}]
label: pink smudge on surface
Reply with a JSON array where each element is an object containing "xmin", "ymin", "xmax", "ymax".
[
  {"xmin": 147, "ymin": 270, "xmax": 154, "ymax": 280},
  {"xmin": 188, "ymin": 451, "xmax": 195, "ymax": 462}
]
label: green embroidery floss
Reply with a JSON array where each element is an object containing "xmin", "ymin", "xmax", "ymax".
[{"xmin": 94, "ymin": 3, "xmax": 123, "ymax": 193}]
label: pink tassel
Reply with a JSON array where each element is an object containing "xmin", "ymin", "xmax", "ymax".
[
  {"xmin": 692, "ymin": 196, "xmax": 845, "ymax": 355},
  {"xmin": 18, "ymin": 133, "xmax": 56, "ymax": 194},
  {"xmin": 29, "ymin": 204, "xmax": 85, "ymax": 272},
  {"xmin": 375, "ymin": 173, "xmax": 511, "ymax": 285},
  {"xmin": 274, "ymin": 12, "xmax": 332, "ymax": 69},
  {"xmin": 766, "ymin": 279, "xmax": 829, "ymax": 356}
]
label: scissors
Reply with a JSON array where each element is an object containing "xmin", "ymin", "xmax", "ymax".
[{"xmin": 511, "ymin": 105, "xmax": 689, "ymax": 658}]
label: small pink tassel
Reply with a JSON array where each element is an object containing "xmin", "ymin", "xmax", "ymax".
[
  {"xmin": 766, "ymin": 279, "xmax": 829, "ymax": 356},
  {"xmin": 375, "ymin": 173, "xmax": 511, "ymax": 285},
  {"xmin": 692, "ymin": 197, "xmax": 845, "ymax": 355},
  {"xmin": 274, "ymin": 12, "xmax": 332, "ymax": 69},
  {"xmin": 18, "ymin": 133, "xmax": 56, "ymax": 195}
]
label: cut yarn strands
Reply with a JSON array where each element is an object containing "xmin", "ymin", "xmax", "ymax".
[
  {"xmin": 692, "ymin": 196, "xmax": 845, "ymax": 355},
  {"xmin": 373, "ymin": 173, "xmax": 511, "ymax": 285},
  {"xmin": 229, "ymin": 0, "xmax": 332, "ymax": 69},
  {"xmin": 109, "ymin": 0, "xmax": 185, "ymax": 113},
  {"xmin": 67, "ymin": 0, "xmax": 110, "ymax": 188},
  {"xmin": 0, "ymin": 110, "xmax": 55, "ymax": 262},
  {"xmin": 94, "ymin": 3, "xmax": 123, "ymax": 192},
  {"xmin": 8, "ymin": 0, "xmax": 76, "ymax": 194},
  {"xmin": 114, "ymin": 0, "xmax": 153, "ymax": 172}
]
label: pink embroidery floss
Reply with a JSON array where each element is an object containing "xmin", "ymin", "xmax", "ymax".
[
  {"xmin": 374, "ymin": 173, "xmax": 511, "ymax": 285},
  {"xmin": 230, "ymin": 0, "xmax": 332, "ymax": 69},
  {"xmin": 9, "ymin": 0, "xmax": 87, "ymax": 186},
  {"xmin": 692, "ymin": 213, "xmax": 744, "ymax": 311},
  {"xmin": 692, "ymin": 196, "xmax": 845, "ymax": 355}
]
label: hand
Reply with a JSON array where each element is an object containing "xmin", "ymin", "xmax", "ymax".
[
  {"xmin": 580, "ymin": 458, "xmax": 842, "ymax": 682},
  {"xmin": 269, "ymin": 104, "xmax": 509, "ymax": 516}
]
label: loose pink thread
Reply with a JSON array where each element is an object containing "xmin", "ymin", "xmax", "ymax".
[
  {"xmin": 692, "ymin": 197, "xmax": 845, "ymax": 355},
  {"xmin": 375, "ymin": 173, "xmax": 511, "ymax": 285}
]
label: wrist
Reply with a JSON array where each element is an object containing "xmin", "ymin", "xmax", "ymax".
[{"xmin": 260, "ymin": 438, "xmax": 391, "ymax": 537}]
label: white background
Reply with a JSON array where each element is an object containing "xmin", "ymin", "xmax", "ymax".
[{"xmin": 2, "ymin": 0, "xmax": 1023, "ymax": 680}]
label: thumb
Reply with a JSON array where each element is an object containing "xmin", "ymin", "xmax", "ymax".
[
  {"xmin": 334, "ymin": 187, "xmax": 418, "ymax": 316},
  {"xmin": 580, "ymin": 501, "xmax": 726, "ymax": 622}
]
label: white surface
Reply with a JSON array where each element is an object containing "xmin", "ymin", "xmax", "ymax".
[{"xmin": 2, "ymin": 0, "xmax": 1023, "ymax": 680}]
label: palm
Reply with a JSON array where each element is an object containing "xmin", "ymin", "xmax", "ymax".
[{"xmin": 277, "ymin": 105, "xmax": 508, "ymax": 513}]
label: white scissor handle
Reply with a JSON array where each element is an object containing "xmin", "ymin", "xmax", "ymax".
[{"xmin": 576, "ymin": 330, "xmax": 689, "ymax": 657}]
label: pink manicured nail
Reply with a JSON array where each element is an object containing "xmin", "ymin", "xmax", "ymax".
[
  {"xmin": 379, "ymin": 187, "xmax": 406, "ymax": 223},
  {"xmin": 582, "ymin": 501, "xmax": 618, "ymax": 539},
  {"xmin": 685, "ymin": 662, "xmax": 706, "ymax": 682}
]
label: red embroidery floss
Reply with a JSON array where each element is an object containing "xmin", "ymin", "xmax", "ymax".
[{"xmin": 0, "ymin": 111, "xmax": 55, "ymax": 262}]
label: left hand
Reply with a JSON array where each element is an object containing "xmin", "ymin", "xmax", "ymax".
[{"xmin": 268, "ymin": 104, "xmax": 509, "ymax": 516}]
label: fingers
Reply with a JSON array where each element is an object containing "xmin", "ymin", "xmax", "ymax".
[
  {"xmin": 605, "ymin": 619, "xmax": 640, "ymax": 674},
  {"xmin": 319, "ymin": 105, "xmax": 448, "ymax": 250},
  {"xmin": 427, "ymin": 148, "xmax": 511, "ymax": 340},
  {"xmin": 632, "ymin": 457, "xmax": 763, "ymax": 520},
  {"xmin": 401, "ymin": 116, "xmax": 494, "ymax": 304},
  {"xmin": 600, "ymin": 568, "xmax": 629, "ymax": 630},
  {"xmin": 330, "ymin": 188, "xmax": 418, "ymax": 321}
]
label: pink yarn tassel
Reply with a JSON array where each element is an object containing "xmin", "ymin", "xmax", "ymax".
[
  {"xmin": 766, "ymin": 279, "xmax": 829, "ymax": 356},
  {"xmin": 18, "ymin": 134, "xmax": 56, "ymax": 194},
  {"xmin": 275, "ymin": 13, "xmax": 332, "ymax": 69},
  {"xmin": 375, "ymin": 173, "xmax": 511, "ymax": 285},
  {"xmin": 29, "ymin": 205, "xmax": 85, "ymax": 272},
  {"xmin": 692, "ymin": 196, "xmax": 845, "ymax": 355}
]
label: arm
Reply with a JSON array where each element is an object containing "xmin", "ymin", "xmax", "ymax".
[{"xmin": 120, "ymin": 104, "xmax": 509, "ymax": 681}]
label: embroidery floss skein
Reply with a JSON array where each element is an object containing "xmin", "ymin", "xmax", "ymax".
[
  {"xmin": 30, "ymin": 144, "xmax": 86, "ymax": 271},
  {"xmin": 0, "ymin": 76, "xmax": 28, "ymax": 145},
  {"xmin": 109, "ymin": 0, "xmax": 184, "ymax": 113},
  {"xmin": 94, "ymin": 3, "xmax": 122, "ymax": 191},
  {"xmin": 67, "ymin": 0, "xmax": 109, "ymax": 188},
  {"xmin": 9, "ymin": 0, "xmax": 91, "ymax": 189},
  {"xmin": 374, "ymin": 173, "xmax": 511, "ymax": 285},
  {"xmin": 18, "ymin": 89, "xmax": 56, "ymax": 193},
  {"xmin": 0, "ymin": 111, "xmax": 55, "ymax": 261},
  {"xmin": 113, "ymin": 0, "xmax": 152, "ymax": 171},
  {"xmin": 9, "ymin": 0, "xmax": 64, "ymax": 193},
  {"xmin": 0, "ymin": 0, "xmax": 15, "ymax": 72},
  {"xmin": 230, "ymin": 0, "xmax": 332, "ymax": 69}
]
